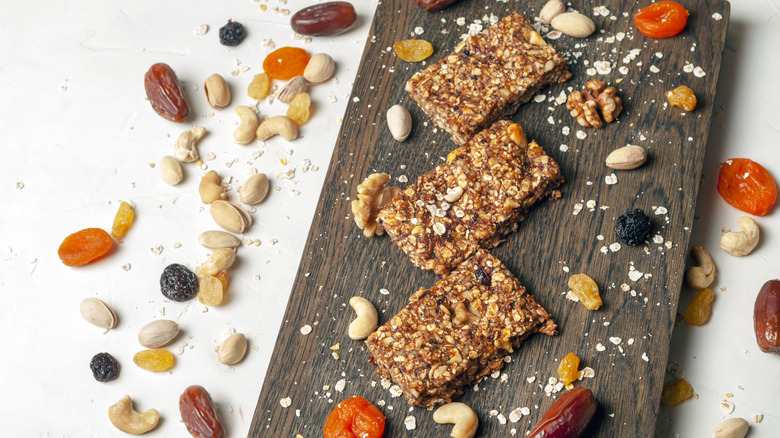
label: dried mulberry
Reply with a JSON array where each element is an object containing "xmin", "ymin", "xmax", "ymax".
[
  {"xmin": 615, "ymin": 209, "xmax": 652, "ymax": 246},
  {"xmin": 160, "ymin": 263, "xmax": 199, "ymax": 302},
  {"xmin": 219, "ymin": 20, "xmax": 246, "ymax": 46},
  {"xmin": 90, "ymin": 352, "xmax": 120, "ymax": 382}
]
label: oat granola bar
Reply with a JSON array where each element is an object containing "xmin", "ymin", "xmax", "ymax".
[
  {"xmin": 378, "ymin": 120, "xmax": 563, "ymax": 275},
  {"xmin": 366, "ymin": 249, "xmax": 556, "ymax": 407},
  {"xmin": 406, "ymin": 12, "xmax": 571, "ymax": 145}
]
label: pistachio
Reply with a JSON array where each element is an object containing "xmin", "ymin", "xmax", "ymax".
[
  {"xmin": 138, "ymin": 320, "xmax": 180, "ymax": 348},
  {"xmin": 239, "ymin": 173, "xmax": 270, "ymax": 204},
  {"xmin": 278, "ymin": 76, "xmax": 309, "ymax": 104},
  {"xmin": 159, "ymin": 155, "xmax": 183, "ymax": 185},
  {"xmin": 198, "ymin": 230, "xmax": 241, "ymax": 249},
  {"xmin": 227, "ymin": 201, "xmax": 253, "ymax": 227},
  {"xmin": 710, "ymin": 417, "xmax": 749, "ymax": 438},
  {"xmin": 605, "ymin": 145, "xmax": 648, "ymax": 170},
  {"xmin": 204, "ymin": 74, "xmax": 231, "ymax": 110},
  {"xmin": 199, "ymin": 170, "xmax": 225, "ymax": 204},
  {"xmin": 80, "ymin": 297, "xmax": 118, "ymax": 329},
  {"xmin": 303, "ymin": 53, "xmax": 335, "ymax": 84},
  {"xmin": 210, "ymin": 200, "xmax": 248, "ymax": 233},
  {"xmin": 551, "ymin": 12, "xmax": 596, "ymax": 38},
  {"xmin": 218, "ymin": 332, "xmax": 248, "ymax": 365},
  {"xmin": 174, "ymin": 126, "xmax": 206, "ymax": 163},
  {"xmin": 539, "ymin": 0, "xmax": 566, "ymax": 24},
  {"xmin": 387, "ymin": 104, "xmax": 412, "ymax": 141}
]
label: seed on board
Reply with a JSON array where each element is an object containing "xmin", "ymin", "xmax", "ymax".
[
  {"xmin": 387, "ymin": 105, "xmax": 412, "ymax": 141},
  {"xmin": 605, "ymin": 145, "xmax": 648, "ymax": 170}
]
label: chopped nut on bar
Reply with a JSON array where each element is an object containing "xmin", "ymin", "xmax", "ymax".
[
  {"xmin": 366, "ymin": 250, "xmax": 556, "ymax": 407},
  {"xmin": 406, "ymin": 12, "xmax": 571, "ymax": 145},
  {"xmin": 378, "ymin": 120, "xmax": 563, "ymax": 275}
]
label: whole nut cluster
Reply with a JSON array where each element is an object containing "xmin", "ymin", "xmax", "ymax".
[
  {"xmin": 566, "ymin": 80, "xmax": 623, "ymax": 128},
  {"xmin": 351, "ymin": 173, "xmax": 401, "ymax": 237}
]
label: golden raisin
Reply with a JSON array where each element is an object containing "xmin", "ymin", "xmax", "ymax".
[
  {"xmin": 684, "ymin": 287, "xmax": 715, "ymax": 326},
  {"xmin": 263, "ymin": 47, "xmax": 310, "ymax": 80},
  {"xmin": 248, "ymin": 73, "xmax": 271, "ymax": 100},
  {"xmin": 393, "ymin": 39, "xmax": 434, "ymax": 62},
  {"xmin": 567, "ymin": 274, "xmax": 603, "ymax": 310},
  {"xmin": 216, "ymin": 271, "xmax": 229, "ymax": 291},
  {"xmin": 198, "ymin": 275, "xmax": 224, "ymax": 306},
  {"xmin": 111, "ymin": 201, "xmax": 135, "ymax": 239},
  {"xmin": 661, "ymin": 378, "xmax": 693, "ymax": 406},
  {"xmin": 58, "ymin": 228, "xmax": 114, "ymax": 266},
  {"xmin": 666, "ymin": 85, "xmax": 697, "ymax": 111},
  {"xmin": 287, "ymin": 92, "xmax": 312, "ymax": 126},
  {"xmin": 558, "ymin": 352, "xmax": 581, "ymax": 386},
  {"xmin": 133, "ymin": 349, "xmax": 175, "ymax": 372}
]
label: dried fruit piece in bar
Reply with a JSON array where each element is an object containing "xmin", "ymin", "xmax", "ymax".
[
  {"xmin": 366, "ymin": 250, "xmax": 556, "ymax": 407},
  {"xmin": 144, "ymin": 63, "xmax": 190, "ymax": 123},
  {"xmin": 406, "ymin": 12, "xmax": 571, "ymax": 144},
  {"xmin": 379, "ymin": 121, "xmax": 563, "ymax": 275},
  {"xmin": 58, "ymin": 228, "xmax": 113, "ymax": 266}
]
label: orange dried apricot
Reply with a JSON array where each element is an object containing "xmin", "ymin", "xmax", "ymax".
[
  {"xmin": 634, "ymin": 1, "xmax": 688, "ymax": 39},
  {"xmin": 717, "ymin": 158, "xmax": 777, "ymax": 216},
  {"xmin": 684, "ymin": 288, "xmax": 715, "ymax": 326},
  {"xmin": 263, "ymin": 47, "xmax": 310, "ymax": 80},
  {"xmin": 57, "ymin": 228, "xmax": 113, "ymax": 266},
  {"xmin": 666, "ymin": 85, "xmax": 697, "ymax": 111},
  {"xmin": 558, "ymin": 352, "xmax": 581, "ymax": 386},
  {"xmin": 393, "ymin": 39, "xmax": 434, "ymax": 62},
  {"xmin": 133, "ymin": 349, "xmax": 175, "ymax": 372},
  {"xmin": 323, "ymin": 396, "xmax": 385, "ymax": 438},
  {"xmin": 661, "ymin": 378, "xmax": 693, "ymax": 406},
  {"xmin": 111, "ymin": 201, "xmax": 135, "ymax": 239}
]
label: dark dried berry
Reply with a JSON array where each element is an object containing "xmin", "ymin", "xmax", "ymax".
[
  {"xmin": 90, "ymin": 352, "xmax": 120, "ymax": 382},
  {"xmin": 615, "ymin": 209, "xmax": 652, "ymax": 245},
  {"xmin": 160, "ymin": 263, "xmax": 199, "ymax": 301},
  {"xmin": 475, "ymin": 266, "xmax": 491, "ymax": 287},
  {"xmin": 219, "ymin": 20, "xmax": 246, "ymax": 46}
]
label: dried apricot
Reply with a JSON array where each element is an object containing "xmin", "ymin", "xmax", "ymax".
[
  {"xmin": 634, "ymin": 1, "xmax": 688, "ymax": 39},
  {"xmin": 666, "ymin": 85, "xmax": 697, "ymax": 111},
  {"xmin": 111, "ymin": 201, "xmax": 135, "ymax": 239},
  {"xmin": 717, "ymin": 158, "xmax": 777, "ymax": 216},
  {"xmin": 661, "ymin": 378, "xmax": 693, "ymax": 406},
  {"xmin": 393, "ymin": 39, "xmax": 434, "ymax": 62},
  {"xmin": 558, "ymin": 352, "xmax": 581, "ymax": 386},
  {"xmin": 133, "ymin": 349, "xmax": 175, "ymax": 372},
  {"xmin": 58, "ymin": 228, "xmax": 113, "ymax": 266},
  {"xmin": 684, "ymin": 288, "xmax": 715, "ymax": 326},
  {"xmin": 263, "ymin": 47, "xmax": 310, "ymax": 80},
  {"xmin": 567, "ymin": 274, "xmax": 603, "ymax": 310},
  {"xmin": 323, "ymin": 396, "xmax": 385, "ymax": 438},
  {"xmin": 287, "ymin": 92, "xmax": 311, "ymax": 126}
]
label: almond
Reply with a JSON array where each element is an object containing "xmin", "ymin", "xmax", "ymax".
[
  {"xmin": 387, "ymin": 104, "xmax": 412, "ymax": 141},
  {"xmin": 710, "ymin": 418, "xmax": 749, "ymax": 438},
  {"xmin": 551, "ymin": 12, "xmax": 596, "ymax": 38},
  {"xmin": 160, "ymin": 155, "xmax": 183, "ymax": 185},
  {"xmin": 605, "ymin": 145, "xmax": 647, "ymax": 170},
  {"xmin": 138, "ymin": 320, "xmax": 180, "ymax": 348},
  {"xmin": 539, "ymin": 0, "xmax": 565, "ymax": 25},
  {"xmin": 218, "ymin": 333, "xmax": 248, "ymax": 365}
]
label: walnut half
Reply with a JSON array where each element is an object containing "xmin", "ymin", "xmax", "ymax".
[
  {"xmin": 351, "ymin": 173, "xmax": 401, "ymax": 237},
  {"xmin": 566, "ymin": 80, "xmax": 623, "ymax": 128}
]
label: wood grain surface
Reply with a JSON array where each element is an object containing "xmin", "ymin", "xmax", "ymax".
[{"xmin": 249, "ymin": 1, "xmax": 730, "ymax": 436}]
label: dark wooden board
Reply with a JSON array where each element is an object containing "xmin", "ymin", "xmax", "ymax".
[{"xmin": 250, "ymin": 1, "xmax": 730, "ymax": 436}]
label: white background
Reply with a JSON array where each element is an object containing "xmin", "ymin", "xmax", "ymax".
[{"xmin": 0, "ymin": 0, "xmax": 777, "ymax": 437}]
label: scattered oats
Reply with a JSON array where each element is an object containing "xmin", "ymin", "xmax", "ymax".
[
  {"xmin": 683, "ymin": 62, "xmax": 695, "ymax": 73},
  {"xmin": 593, "ymin": 6, "xmax": 610, "ymax": 16},
  {"xmin": 456, "ymin": 17, "xmax": 466, "ymax": 25},
  {"xmin": 533, "ymin": 94, "xmax": 546, "ymax": 103},
  {"xmin": 193, "ymin": 24, "xmax": 209, "ymax": 36},
  {"xmin": 619, "ymin": 66, "xmax": 629, "ymax": 75},
  {"xmin": 527, "ymin": 376, "xmax": 536, "ymax": 383},
  {"xmin": 300, "ymin": 324, "xmax": 312, "ymax": 335},
  {"xmin": 609, "ymin": 337, "xmax": 622, "ymax": 345},
  {"xmin": 649, "ymin": 65, "xmax": 660, "ymax": 73},
  {"xmin": 605, "ymin": 173, "xmax": 618, "ymax": 185},
  {"xmin": 544, "ymin": 384, "xmax": 554, "ymax": 394},
  {"xmin": 546, "ymin": 30, "xmax": 562, "ymax": 40},
  {"xmin": 603, "ymin": 321, "xmax": 610, "ymax": 327},
  {"xmin": 712, "ymin": 12, "xmax": 723, "ymax": 21},
  {"xmin": 752, "ymin": 414, "xmax": 764, "ymax": 423},
  {"xmin": 597, "ymin": 235, "xmax": 605, "ymax": 241},
  {"xmin": 719, "ymin": 400, "xmax": 735, "ymax": 414},
  {"xmin": 509, "ymin": 408, "xmax": 524, "ymax": 423},
  {"xmin": 433, "ymin": 222, "xmax": 447, "ymax": 235},
  {"xmin": 122, "ymin": 263, "xmax": 132, "ymax": 271},
  {"xmin": 586, "ymin": 67, "xmax": 597, "ymax": 76},
  {"xmin": 331, "ymin": 351, "xmax": 339, "ymax": 360},
  {"xmin": 414, "ymin": 26, "xmax": 424, "ymax": 35},
  {"xmin": 353, "ymin": 96, "xmax": 360, "ymax": 102},
  {"xmin": 379, "ymin": 288, "xmax": 390, "ymax": 295},
  {"xmin": 573, "ymin": 203, "xmax": 583, "ymax": 215},
  {"xmin": 562, "ymin": 126, "xmax": 570, "ymax": 135},
  {"xmin": 173, "ymin": 242, "xmax": 182, "ymax": 249},
  {"xmin": 576, "ymin": 130, "xmax": 587, "ymax": 140},
  {"xmin": 547, "ymin": 115, "xmax": 555, "ymax": 125},
  {"xmin": 628, "ymin": 338, "xmax": 635, "ymax": 346},
  {"xmin": 150, "ymin": 245, "xmax": 164, "ymax": 255},
  {"xmin": 596, "ymin": 343, "xmax": 606, "ymax": 352},
  {"xmin": 560, "ymin": 144, "xmax": 569, "ymax": 152},
  {"xmin": 581, "ymin": 367, "xmax": 596, "ymax": 379},
  {"xmin": 404, "ymin": 416, "xmax": 417, "ymax": 430},
  {"xmin": 566, "ymin": 291, "xmax": 580, "ymax": 302},
  {"xmin": 335, "ymin": 379, "xmax": 346, "ymax": 392},
  {"xmin": 693, "ymin": 66, "xmax": 706, "ymax": 78},
  {"xmin": 629, "ymin": 270, "xmax": 644, "ymax": 282},
  {"xmin": 389, "ymin": 385, "xmax": 404, "ymax": 398},
  {"xmin": 497, "ymin": 414, "xmax": 507, "ymax": 425},
  {"xmin": 594, "ymin": 61, "xmax": 612, "ymax": 75},
  {"xmin": 398, "ymin": 175, "xmax": 408, "ymax": 183},
  {"xmin": 253, "ymin": 274, "xmax": 261, "ymax": 281},
  {"xmin": 616, "ymin": 32, "xmax": 626, "ymax": 41},
  {"xmin": 280, "ymin": 397, "xmax": 292, "ymax": 408},
  {"xmin": 642, "ymin": 352, "xmax": 649, "ymax": 362},
  {"xmin": 586, "ymin": 199, "xmax": 597, "ymax": 209},
  {"xmin": 555, "ymin": 91, "xmax": 568, "ymax": 105},
  {"xmin": 600, "ymin": 246, "xmax": 609, "ymax": 254},
  {"xmin": 489, "ymin": 409, "xmax": 498, "ymax": 417},
  {"xmin": 653, "ymin": 235, "xmax": 664, "ymax": 244}
]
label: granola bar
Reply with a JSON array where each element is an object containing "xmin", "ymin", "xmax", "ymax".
[
  {"xmin": 366, "ymin": 249, "xmax": 556, "ymax": 407},
  {"xmin": 378, "ymin": 120, "xmax": 563, "ymax": 275},
  {"xmin": 406, "ymin": 12, "xmax": 571, "ymax": 145}
]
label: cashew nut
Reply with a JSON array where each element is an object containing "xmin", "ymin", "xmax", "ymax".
[
  {"xmin": 108, "ymin": 395, "xmax": 160, "ymax": 435},
  {"xmin": 433, "ymin": 402, "xmax": 478, "ymax": 438},
  {"xmin": 720, "ymin": 216, "xmax": 760, "ymax": 256},
  {"xmin": 348, "ymin": 296, "xmax": 378, "ymax": 340},
  {"xmin": 684, "ymin": 245, "xmax": 716, "ymax": 289},
  {"xmin": 174, "ymin": 126, "xmax": 206, "ymax": 162},
  {"xmin": 233, "ymin": 106, "xmax": 259, "ymax": 145},
  {"xmin": 256, "ymin": 115, "xmax": 298, "ymax": 142}
]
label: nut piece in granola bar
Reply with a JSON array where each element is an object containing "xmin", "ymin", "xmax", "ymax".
[
  {"xmin": 366, "ymin": 249, "xmax": 556, "ymax": 407},
  {"xmin": 406, "ymin": 12, "xmax": 571, "ymax": 145},
  {"xmin": 378, "ymin": 120, "xmax": 563, "ymax": 275},
  {"xmin": 566, "ymin": 79, "xmax": 623, "ymax": 128},
  {"xmin": 351, "ymin": 173, "xmax": 401, "ymax": 237}
]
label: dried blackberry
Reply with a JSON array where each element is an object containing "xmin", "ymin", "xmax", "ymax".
[
  {"xmin": 160, "ymin": 263, "xmax": 199, "ymax": 301},
  {"xmin": 219, "ymin": 20, "xmax": 246, "ymax": 46},
  {"xmin": 90, "ymin": 352, "xmax": 119, "ymax": 382},
  {"xmin": 615, "ymin": 209, "xmax": 652, "ymax": 246}
]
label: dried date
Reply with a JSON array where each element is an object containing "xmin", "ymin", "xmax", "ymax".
[
  {"xmin": 180, "ymin": 385, "xmax": 225, "ymax": 438},
  {"xmin": 144, "ymin": 63, "xmax": 190, "ymax": 123},
  {"xmin": 291, "ymin": 2, "xmax": 357, "ymax": 36},
  {"xmin": 416, "ymin": 0, "xmax": 462, "ymax": 12},
  {"xmin": 527, "ymin": 387, "xmax": 597, "ymax": 438},
  {"xmin": 754, "ymin": 279, "xmax": 780, "ymax": 355}
]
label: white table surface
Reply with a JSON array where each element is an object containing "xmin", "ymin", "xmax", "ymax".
[{"xmin": 0, "ymin": 0, "xmax": 777, "ymax": 436}]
